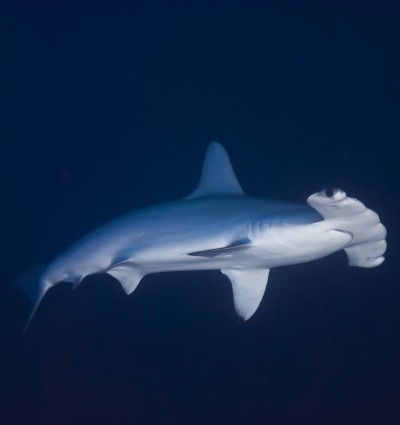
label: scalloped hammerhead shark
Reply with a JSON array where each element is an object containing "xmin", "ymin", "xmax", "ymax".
[{"xmin": 15, "ymin": 142, "xmax": 387, "ymax": 331}]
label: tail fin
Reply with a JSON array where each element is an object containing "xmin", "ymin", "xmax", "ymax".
[{"xmin": 12, "ymin": 265, "xmax": 50, "ymax": 334}]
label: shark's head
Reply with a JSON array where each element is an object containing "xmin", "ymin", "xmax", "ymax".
[{"xmin": 307, "ymin": 188, "xmax": 386, "ymax": 268}]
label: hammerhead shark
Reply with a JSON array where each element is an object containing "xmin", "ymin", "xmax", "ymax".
[{"xmin": 15, "ymin": 142, "xmax": 387, "ymax": 330}]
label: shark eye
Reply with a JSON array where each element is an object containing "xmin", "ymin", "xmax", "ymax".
[
  {"xmin": 318, "ymin": 188, "xmax": 346, "ymax": 201},
  {"xmin": 325, "ymin": 188, "xmax": 335, "ymax": 198}
]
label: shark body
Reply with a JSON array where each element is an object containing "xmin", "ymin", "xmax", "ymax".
[{"xmin": 16, "ymin": 142, "xmax": 387, "ymax": 328}]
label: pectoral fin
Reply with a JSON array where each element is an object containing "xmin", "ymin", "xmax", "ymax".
[{"xmin": 221, "ymin": 267, "xmax": 270, "ymax": 321}]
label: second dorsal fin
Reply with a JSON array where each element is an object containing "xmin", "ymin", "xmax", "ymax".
[{"xmin": 187, "ymin": 142, "xmax": 244, "ymax": 199}]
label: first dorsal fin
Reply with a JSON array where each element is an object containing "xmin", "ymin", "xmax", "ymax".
[{"xmin": 187, "ymin": 142, "xmax": 244, "ymax": 199}]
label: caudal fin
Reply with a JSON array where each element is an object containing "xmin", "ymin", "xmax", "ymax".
[{"xmin": 12, "ymin": 265, "xmax": 50, "ymax": 334}]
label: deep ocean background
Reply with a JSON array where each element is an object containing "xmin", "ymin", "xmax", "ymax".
[{"xmin": 1, "ymin": 1, "xmax": 399, "ymax": 424}]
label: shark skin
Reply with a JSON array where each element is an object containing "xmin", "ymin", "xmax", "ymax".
[{"xmin": 15, "ymin": 142, "xmax": 387, "ymax": 330}]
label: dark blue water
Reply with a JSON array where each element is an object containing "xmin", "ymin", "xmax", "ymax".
[{"xmin": 1, "ymin": 2, "xmax": 399, "ymax": 424}]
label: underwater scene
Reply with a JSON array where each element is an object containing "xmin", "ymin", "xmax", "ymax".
[{"xmin": 1, "ymin": 2, "xmax": 399, "ymax": 424}]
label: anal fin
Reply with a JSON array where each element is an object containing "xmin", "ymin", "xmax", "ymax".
[{"xmin": 221, "ymin": 267, "xmax": 270, "ymax": 321}]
